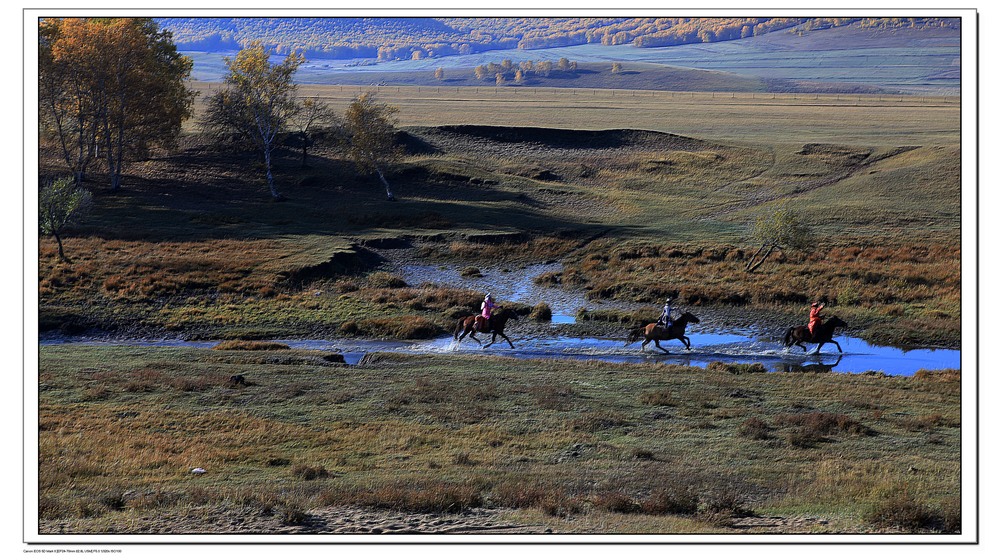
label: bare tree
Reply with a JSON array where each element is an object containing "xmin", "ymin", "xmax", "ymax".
[{"xmin": 343, "ymin": 91, "xmax": 403, "ymax": 201}]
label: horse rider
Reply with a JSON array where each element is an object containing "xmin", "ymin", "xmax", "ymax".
[
  {"xmin": 656, "ymin": 297, "xmax": 674, "ymax": 330},
  {"xmin": 808, "ymin": 301, "xmax": 825, "ymax": 338},
  {"xmin": 477, "ymin": 293, "xmax": 497, "ymax": 331}
]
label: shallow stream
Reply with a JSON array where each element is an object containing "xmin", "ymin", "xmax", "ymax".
[
  {"xmin": 38, "ymin": 263, "xmax": 960, "ymax": 376},
  {"xmin": 39, "ymin": 330, "xmax": 959, "ymax": 376}
]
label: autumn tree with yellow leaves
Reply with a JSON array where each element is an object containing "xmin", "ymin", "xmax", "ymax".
[{"xmin": 39, "ymin": 18, "xmax": 195, "ymax": 191}]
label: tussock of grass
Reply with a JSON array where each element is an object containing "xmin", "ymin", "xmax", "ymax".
[
  {"xmin": 212, "ymin": 340, "xmax": 291, "ymax": 351},
  {"xmin": 738, "ymin": 417, "xmax": 772, "ymax": 440},
  {"xmin": 708, "ymin": 362, "xmax": 767, "ymax": 374},
  {"xmin": 913, "ymin": 368, "xmax": 960, "ymax": 383},
  {"xmin": 529, "ymin": 302, "xmax": 553, "ymax": 322},
  {"xmin": 339, "ymin": 315, "xmax": 442, "ymax": 339},
  {"xmin": 864, "ymin": 488, "xmax": 960, "ymax": 533}
]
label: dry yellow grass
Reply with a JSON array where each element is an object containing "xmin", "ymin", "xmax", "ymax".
[{"xmin": 190, "ymin": 82, "xmax": 960, "ymax": 145}]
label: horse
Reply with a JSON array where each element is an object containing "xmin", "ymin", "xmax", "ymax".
[
  {"xmin": 453, "ymin": 307, "xmax": 520, "ymax": 349},
  {"xmin": 624, "ymin": 311, "xmax": 700, "ymax": 354},
  {"xmin": 783, "ymin": 315, "xmax": 847, "ymax": 354}
]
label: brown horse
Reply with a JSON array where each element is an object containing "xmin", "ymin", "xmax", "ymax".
[
  {"xmin": 624, "ymin": 312, "xmax": 700, "ymax": 354},
  {"xmin": 783, "ymin": 316, "xmax": 847, "ymax": 354},
  {"xmin": 454, "ymin": 307, "xmax": 519, "ymax": 349}
]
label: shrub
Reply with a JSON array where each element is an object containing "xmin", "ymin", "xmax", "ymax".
[
  {"xmin": 279, "ymin": 502, "xmax": 310, "ymax": 526},
  {"xmin": 539, "ymin": 494, "xmax": 585, "ymax": 518},
  {"xmin": 529, "ymin": 302, "xmax": 553, "ymax": 322},
  {"xmin": 491, "ymin": 481, "xmax": 552, "ymax": 509},
  {"xmin": 865, "ymin": 491, "xmax": 942, "ymax": 532},
  {"xmin": 699, "ymin": 485, "xmax": 755, "ymax": 525},
  {"xmin": 738, "ymin": 417, "xmax": 772, "ymax": 440},
  {"xmin": 775, "ymin": 412, "xmax": 871, "ymax": 436},
  {"xmin": 591, "ymin": 492, "xmax": 640, "ymax": 514},
  {"xmin": 459, "ymin": 266, "xmax": 482, "ymax": 278},
  {"xmin": 639, "ymin": 486, "xmax": 700, "ymax": 516},
  {"xmin": 366, "ymin": 271, "xmax": 408, "ymax": 289}
]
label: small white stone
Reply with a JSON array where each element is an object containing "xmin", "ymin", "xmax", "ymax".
[{"xmin": 191, "ymin": 467, "xmax": 207, "ymax": 474}]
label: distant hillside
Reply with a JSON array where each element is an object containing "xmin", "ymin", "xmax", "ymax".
[{"xmin": 156, "ymin": 16, "xmax": 960, "ymax": 61}]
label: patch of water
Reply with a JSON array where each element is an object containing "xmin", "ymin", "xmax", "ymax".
[
  {"xmin": 396, "ymin": 262, "xmax": 592, "ymax": 321},
  {"xmin": 40, "ymin": 331, "xmax": 959, "ymax": 375},
  {"xmin": 281, "ymin": 331, "xmax": 958, "ymax": 375}
]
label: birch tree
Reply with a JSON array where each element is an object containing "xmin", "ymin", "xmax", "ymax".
[
  {"xmin": 745, "ymin": 201, "xmax": 812, "ymax": 272},
  {"xmin": 343, "ymin": 92, "xmax": 403, "ymax": 201},
  {"xmin": 39, "ymin": 177, "xmax": 93, "ymax": 262},
  {"xmin": 38, "ymin": 18, "xmax": 194, "ymax": 190},
  {"xmin": 202, "ymin": 42, "xmax": 304, "ymax": 200}
]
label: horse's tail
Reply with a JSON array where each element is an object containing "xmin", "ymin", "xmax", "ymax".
[
  {"xmin": 625, "ymin": 326, "xmax": 644, "ymax": 346},
  {"xmin": 783, "ymin": 327, "xmax": 795, "ymax": 347}
]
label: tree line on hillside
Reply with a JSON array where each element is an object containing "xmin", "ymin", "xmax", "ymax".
[
  {"xmin": 472, "ymin": 58, "xmax": 579, "ymax": 85},
  {"xmin": 39, "ymin": 18, "xmax": 404, "ymax": 260},
  {"xmin": 156, "ymin": 16, "xmax": 961, "ymax": 60}
]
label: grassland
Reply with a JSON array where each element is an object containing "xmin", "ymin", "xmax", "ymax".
[
  {"xmin": 40, "ymin": 86, "xmax": 961, "ymax": 347},
  {"xmin": 37, "ymin": 344, "xmax": 961, "ymax": 534},
  {"xmin": 35, "ymin": 84, "xmax": 965, "ymax": 536}
]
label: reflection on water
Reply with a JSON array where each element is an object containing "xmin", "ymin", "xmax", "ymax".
[
  {"xmin": 272, "ymin": 331, "xmax": 958, "ymax": 376},
  {"xmin": 40, "ymin": 330, "xmax": 959, "ymax": 377}
]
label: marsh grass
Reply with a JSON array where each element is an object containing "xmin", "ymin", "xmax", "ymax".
[{"xmin": 38, "ymin": 345, "xmax": 960, "ymax": 534}]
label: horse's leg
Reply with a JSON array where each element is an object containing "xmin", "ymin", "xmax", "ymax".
[
  {"xmin": 483, "ymin": 333, "xmax": 496, "ymax": 349},
  {"xmin": 469, "ymin": 332, "xmax": 482, "ymax": 345},
  {"xmin": 813, "ymin": 342, "xmax": 825, "ymax": 355},
  {"xmin": 654, "ymin": 340, "xmax": 670, "ymax": 354},
  {"xmin": 499, "ymin": 332, "xmax": 515, "ymax": 349},
  {"xmin": 641, "ymin": 338, "xmax": 650, "ymax": 351},
  {"xmin": 796, "ymin": 342, "xmax": 808, "ymax": 352},
  {"xmin": 830, "ymin": 340, "xmax": 843, "ymax": 353},
  {"xmin": 681, "ymin": 336, "xmax": 691, "ymax": 350}
]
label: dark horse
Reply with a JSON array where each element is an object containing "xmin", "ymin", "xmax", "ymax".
[
  {"xmin": 783, "ymin": 316, "xmax": 848, "ymax": 354},
  {"xmin": 624, "ymin": 312, "xmax": 700, "ymax": 354},
  {"xmin": 454, "ymin": 307, "xmax": 519, "ymax": 349}
]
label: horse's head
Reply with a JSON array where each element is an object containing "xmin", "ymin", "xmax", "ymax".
[
  {"xmin": 679, "ymin": 311, "xmax": 700, "ymax": 324},
  {"xmin": 827, "ymin": 316, "xmax": 847, "ymax": 329},
  {"xmin": 497, "ymin": 307, "xmax": 519, "ymax": 321}
]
